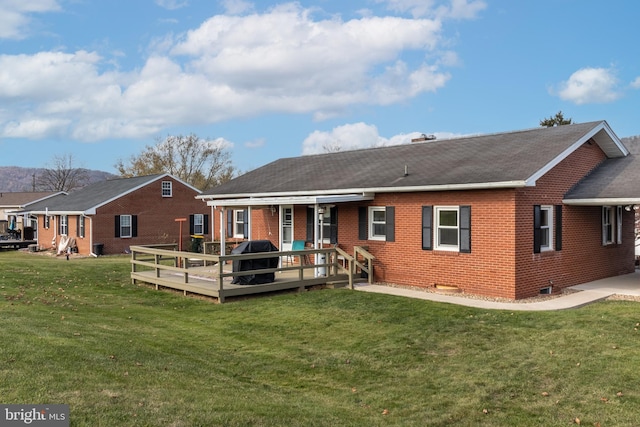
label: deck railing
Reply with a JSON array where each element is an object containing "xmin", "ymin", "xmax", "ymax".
[{"xmin": 129, "ymin": 244, "xmax": 358, "ymax": 301}]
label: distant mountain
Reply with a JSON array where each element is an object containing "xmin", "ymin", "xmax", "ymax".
[{"xmin": 0, "ymin": 166, "xmax": 117, "ymax": 192}]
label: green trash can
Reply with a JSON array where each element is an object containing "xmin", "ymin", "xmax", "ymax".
[{"xmin": 190, "ymin": 235, "xmax": 204, "ymax": 253}]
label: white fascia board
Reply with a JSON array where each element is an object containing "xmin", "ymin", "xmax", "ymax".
[
  {"xmin": 563, "ymin": 198, "xmax": 640, "ymax": 206},
  {"xmin": 28, "ymin": 210, "xmax": 89, "ymax": 215},
  {"xmin": 201, "ymin": 181, "xmax": 528, "ymax": 203},
  {"xmin": 525, "ymin": 121, "xmax": 627, "ymax": 187},
  {"xmin": 207, "ymin": 193, "xmax": 375, "ymax": 207}
]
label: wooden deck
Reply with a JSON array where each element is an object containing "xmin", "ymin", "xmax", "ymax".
[{"xmin": 130, "ymin": 244, "xmax": 375, "ymax": 303}]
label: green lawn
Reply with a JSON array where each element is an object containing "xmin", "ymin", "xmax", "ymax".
[{"xmin": 1, "ymin": 251, "xmax": 640, "ymax": 426}]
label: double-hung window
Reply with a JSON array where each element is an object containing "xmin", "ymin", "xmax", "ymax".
[
  {"xmin": 602, "ymin": 206, "xmax": 622, "ymax": 245},
  {"xmin": 193, "ymin": 214, "xmax": 204, "ymax": 235},
  {"xmin": 539, "ymin": 206, "xmax": 553, "ymax": 251},
  {"xmin": 422, "ymin": 205, "xmax": 471, "ymax": 252},
  {"xmin": 119, "ymin": 214, "xmax": 132, "ymax": 238},
  {"xmin": 435, "ymin": 207, "xmax": 459, "ymax": 251},
  {"xmin": 162, "ymin": 181, "xmax": 172, "ymax": 197},
  {"xmin": 59, "ymin": 215, "xmax": 68, "ymax": 236},
  {"xmin": 78, "ymin": 215, "xmax": 85, "ymax": 238},
  {"xmin": 368, "ymin": 207, "xmax": 386, "ymax": 241},
  {"xmin": 234, "ymin": 210, "xmax": 245, "ymax": 238}
]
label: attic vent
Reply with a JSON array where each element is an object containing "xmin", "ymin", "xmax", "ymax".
[{"xmin": 411, "ymin": 134, "xmax": 436, "ymax": 143}]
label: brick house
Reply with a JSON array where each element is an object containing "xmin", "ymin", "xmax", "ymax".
[
  {"xmin": 1, "ymin": 191, "xmax": 64, "ymax": 240},
  {"xmin": 24, "ymin": 174, "xmax": 209, "ymax": 256},
  {"xmin": 197, "ymin": 121, "xmax": 640, "ymax": 300}
]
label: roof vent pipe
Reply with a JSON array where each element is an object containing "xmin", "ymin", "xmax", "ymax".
[{"xmin": 404, "ymin": 165, "xmax": 409, "ymax": 176}]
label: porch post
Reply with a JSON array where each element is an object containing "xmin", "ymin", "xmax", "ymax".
[{"xmin": 219, "ymin": 207, "xmax": 226, "ymax": 256}]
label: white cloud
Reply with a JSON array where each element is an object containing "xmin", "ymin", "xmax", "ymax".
[
  {"xmin": 301, "ymin": 122, "xmax": 461, "ymax": 155},
  {"xmin": 221, "ymin": 0, "xmax": 254, "ymax": 15},
  {"xmin": 631, "ymin": 76, "xmax": 640, "ymax": 89},
  {"xmin": 379, "ymin": 0, "xmax": 486, "ymax": 19},
  {"xmin": 155, "ymin": 0, "xmax": 189, "ymax": 10},
  {"xmin": 0, "ymin": 2, "xmax": 475, "ymax": 142},
  {"xmin": 556, "ymin": 67, "xmax": 621, "ymax": 105},
  {"xmin": 0, "ymin": 0, "xmax": 60, "ymax": 39}
]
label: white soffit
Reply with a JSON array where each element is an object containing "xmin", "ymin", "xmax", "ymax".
[{"xmin": 207, "ymin": 193, "xmax": 375, "ymax": 207}]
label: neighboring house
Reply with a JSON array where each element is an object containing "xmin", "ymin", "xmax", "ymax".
[
  {"xmin": 197, "ymin": 121, "xmax": 640, "ymax": 300},
  {"xmin": 23, "ymin": 174, "xmax": 209, "ymax": 256},
  {"xmin": 0, "ymin": 191, "xmax": 65, "ymax": 240}
]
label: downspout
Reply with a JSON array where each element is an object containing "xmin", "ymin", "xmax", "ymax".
[{"xmin": 89, "ymin": 216, "xmax": 97, "ymax": 257}]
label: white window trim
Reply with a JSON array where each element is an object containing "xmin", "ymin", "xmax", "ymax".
[
  {"xmin": 602, "ymin": 206, "xmax": 622, "ymax": 245},
  {"xmin": 193, "ymin": 213, "xmax": 204, "ymax": 235},
  {"xmin": 60, "ymin": 215, "xmax": 68, "ymax": 236},
  {"xmin": 434, "ymin": 206, "xmax": 459, "ymax": 252},
  {"xmin": 120, "ymin": 214, "xmax": 132, "ymax": 238},
  {"xmin": 540, "ymin": 205, "xmax": 554, "ymax": 252},
  {"xmin": 79, "ymin": 216, "xmax": 85, "ymax": 238},
  {"xmin": 233, "ymin": 210, "xmax": 245, "ymax": 238},
  {"xmin": 161, "ymin": 181, "xmax": 173, "ymax": 197},
  {"xmin": 368, "ymin": 206, "xmax": 386, "ymax": 241}
]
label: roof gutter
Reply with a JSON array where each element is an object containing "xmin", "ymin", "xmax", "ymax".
[
  {"xmin": 197, "ymin": 180, "xmax": 529, "ymax": 201},
  {"xmin": 563, "ymin": 198, "xmax": 640, "ymax": 206}
]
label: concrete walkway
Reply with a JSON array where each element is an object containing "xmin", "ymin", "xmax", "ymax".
[{"xmin": 354, "ymin": 271, "xmax": 640, "ymax": 311}]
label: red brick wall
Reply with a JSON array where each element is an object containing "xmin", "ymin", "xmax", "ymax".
[
  {"xmin": 216, "ymin": 143, "xmax": 635, "ymax": 299},
  {"xmin": 513, "ymin": 142, "xmax": 635, "ymax": 298},
  {"xmin": 37, "ymin": 177, "xmax": 211, "ymax": 255}
]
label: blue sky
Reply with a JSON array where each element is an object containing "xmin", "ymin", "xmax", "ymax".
[{"xmin": 1, "ymin": 0, "xmax": 640, "ymax": 177}]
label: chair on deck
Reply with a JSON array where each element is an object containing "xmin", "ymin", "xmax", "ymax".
[{"xmin": 287, "ymin": 240, "xmax": 310, "ymax": 266}]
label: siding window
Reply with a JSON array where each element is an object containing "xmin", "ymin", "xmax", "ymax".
[
  {"xmin": 78, "ymin": 215, "xmax": 85, "ymax": 238},
  {"xmin": 426, "ymin": 206, "xmax": 471, "ymax": 253},
  {"xmin": 602, "ymin": 206, "xmax": 622, "ymax": 245},
  {"xmin": 234, "ymin": 210, "xmax": 245, "ymax": 238},
  {"xmin": 120, "ymin": 214, "xmax": 132, "ymax": 238},
  {"xmin": 161, "ymin": 181, "xmax": 172, "ymax": 197},
  {"xmin": 192, "ymin": 214, "xmax": 204, "ymax": 235},
  {"xmin": 368, "ymin": 207, "xmax": 386, "ymax": 241},
  {"xmin": 115, "ymin": 215, "xmax": 137, "ymax": 238},
  {"xmin": 435, "ymin": 207, "xmax": 458, "ymax": 251},
  {"xmin": 534, "ymin": 205, "xmax": 562, "ymax": 253},
  {"xmin": 59, "ymin": 215, "xmax": 68, "ymax": 236}
]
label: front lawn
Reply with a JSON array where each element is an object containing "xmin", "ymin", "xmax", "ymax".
[{"xmin": 1, "ymin": 251, "xmax": 639, "ymax": 426}]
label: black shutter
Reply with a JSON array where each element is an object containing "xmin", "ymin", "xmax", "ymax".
[
  {"xmin": 204, "ymin": 214, "xmax": 209, "ymax": 234},
  {"xmin": 555, "ymin": 205, "xmax": 562, "ymax": 251},
  {"xmin": 58, "ymin": 216, "xmax": 61, "ymax": 235},
  {"xmin": 329, "ymin": 207, "xmax": 338, "ymax": 244},
  {"xmin": 115, "ymin": 215, "xmax": 121, "ymax": 238},
  {"xmin": 76, "ymin": 215, "xmax": 80, "ymax": 236},
  {"xmin": 358, "ymin": 207, "xmax": 367, "ymax": 240},
  {"xmin": 422, "ymin": 206, "xmax": 432, "ymax": 250},
  {"xmin": 227, "ymin": 210, "xmax": 232, "ymax": 237},
  {"xmin": 385, "ymin": 206, "xmax": 395, "ymax": 242},
  {"xmin": 243, "ymin": 209, "xmax": 248, "ymax": 238},
  {"xmin": 533, "ymin": 205, "xmax": 541, "ymax": 254},
  {"xmin": 132, "ymin": 215, "xmax": 138, "ymax": 237},
  {"xmin": 460, "ymin": 205, "xmax": 471, "ymax": 253},
  {"xmin": 306, "ymin": 207, "xmax": 314, "ymax": 242},
  {"xmin": 189, "ymin": 215, "xmax": 195, "ymax": 235}
]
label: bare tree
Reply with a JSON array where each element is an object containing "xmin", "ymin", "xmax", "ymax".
[
  {"xmin": 115, "ymin": 134, "xmax": 236, "ymax": 190},
  {"xmin": 37, "ymin": 154, "xmax": 89, "ymax": 192}
]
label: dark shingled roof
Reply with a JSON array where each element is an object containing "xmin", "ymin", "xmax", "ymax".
[
  {"xmin": 0, "ymin": 191, "xmax": 63, "ymax": 207},
  {"xmin": 24, "ymin": 174, "xmax": 170, "ymax": 213},
  {"xmin": 564, "ymin": 137, "xmax": 640, "ymax": 203},
  {"xmin": 201, "ymin": 121, "xmax": 622, "ymax": 198}
]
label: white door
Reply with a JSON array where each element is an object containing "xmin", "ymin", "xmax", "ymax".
[{"xmin": 281, "ymin": 206, "xmax": 293, "ymax": 251}]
